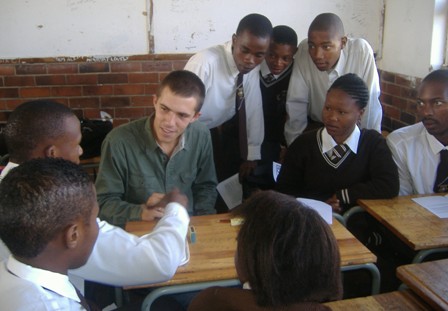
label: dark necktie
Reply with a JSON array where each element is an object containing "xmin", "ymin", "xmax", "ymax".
[
  {"xmin": 74, "ymin": 286, "xmax": 101, "ymax": 311},
  {"xmin": 236, "ymin": 73, "xmax": 248, "ymax": 160},
  {"xmin": 330, "ymin": 144, "xmax": 349, "ymax": 164},
  {"xmin": 434, "ymin": 149, "xmax": 448, "ymax": 193},
  {"xmin": 264, "ymin": 73, "xmax": 276, "ymax": 83}
]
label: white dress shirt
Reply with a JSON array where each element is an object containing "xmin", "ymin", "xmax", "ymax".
[
  {"xmin": 321, "ymin": 125, "xmax": 361, "ymax": 155},
  {"xmin": 184, "ymin": 41, "xmax": 264, "ymax": 160},
  {"xmin": 0, "ymin": 161, "xmax": 190, "ymax": 288},
  {"xmin": 0, "ymin": 256, "xmax": 85, "ymax": 311},
  {"xmin": 285, "ymin": 37, "xmax": 382, "ymax": 145},
  {"xmin": 387, "ymin": 122, "xmax": 448, "ymax": 195}
]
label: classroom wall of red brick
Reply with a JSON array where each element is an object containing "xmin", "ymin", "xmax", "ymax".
[{"xmin": 0, "ymin": 55, "xmax": 422, "ymax": 131}]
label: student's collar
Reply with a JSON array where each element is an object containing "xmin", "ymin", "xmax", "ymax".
[
  {"xmin": 424, "ymin": 127, "xmax": 448, "ymax": 155},
  {"xmin": 224, "ymin": 41, "xmax": 240, "ymax": 79},
  {"xmin": 260, "ymin": 60, "xmax": 292, "ymax": 79},
  {"xmin": 259, "ymin": 60, "xmax": 273, "ymax": 77},
  {"xmin": 0, "ymin": 162, "xmax": 19, "ymax": 181},
  {"xmin": 7, "ymin": 256, "xmax": 80, "ymax": 303},
  {"xmin": 321, "ymin": 125, "xmax": 360, "ymax": 154},
  {"xmin": 330, "ymin": 49, "xmax": 346, "ymax": 76}
]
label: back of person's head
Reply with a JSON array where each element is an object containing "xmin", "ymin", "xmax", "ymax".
[
  {"xmin": 236, "ymin": 13, "xmax": 273, "ymax": 38},
  {"xmin": 4, "ymin": 100, "xmax": 75, "ymax": 163},
  {"xmin": 0, "ymin": 157, "xmax": 96, "ymax": 260},
  {"xmin": 234, "ymin": 190, "xmax": 342, "ymax": 307},
  {"xmin": 421, "ymin": 69, "xmax": 448, "ymax": 85},
  {"xmin": 309, "ymin": 13, "xmax": 345, "ymax": 37},
  {"xmin": 328, "ymin": 73, "xmax": 369, "ymax": 109},
  {"xmin": 272, "ymin": 25, "xmax": 298, "ymax": 47},
  {"xmin": 157, "ymin": 70, "xmax": 206, "ymax": 112}
]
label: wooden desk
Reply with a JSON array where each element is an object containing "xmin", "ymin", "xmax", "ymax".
[
  {"xmin": 126, "ymin": 213, "xmax": 379, "ymax": 310},
  {"xmin": 324, "ymin": 290, "xmax": 431, "ymax": 310},
  {"xmin": 358, "ymin": 195, "xmax": 448, "ymax": 263},
  {"xmin": 397, "ymin": 258, "xmax": 448, "ymax": 310}
]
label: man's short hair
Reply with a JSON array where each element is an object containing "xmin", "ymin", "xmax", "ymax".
[
  {"xmin": 329, "ymin": 73, "xmax": 369, "ymax": 110},
  {"xmin": 236, "ymin": 13, "xmax": 273, "ymax": 38},
  {"xmin": 308, "ymin": 13, "xmax": 345, "ymax": 37},
  {"xmin": 233, "ymin": 190, "xmax": 342, "ymax": 307},
  {"xmin": 0, "ymin": 158, "xmax": 95, "ymax": 259},
  {"xmin": 422, "ymin": 69, "xmax": 448, "ymax": 84},
  {"xmin": 4, "ymin": 100, "xmax": 75, "ymax": 163},
  {"xmin": 157, "ymin": 70, "xmax": 206, "ymax": 112},
  {"xmin": 272, "ymin": 25, "xmax": 298, "ymax": 47}
]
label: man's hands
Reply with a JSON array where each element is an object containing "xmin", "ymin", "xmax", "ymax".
[{"xmin": 140, "ymin": 189, "xmax": 188, "ymax": 221}]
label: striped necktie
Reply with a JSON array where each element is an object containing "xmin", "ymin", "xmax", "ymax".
[
  {"xmin": 434, "ymin": 149, "xmax": 448, "ymax": 193},
  {"xmin": 330, "ymin": 144, "xmax": 349, "ymax": 164},
  {"xmin": 235, "ymin": 73, "xmax": 248, "ymax": 160}
]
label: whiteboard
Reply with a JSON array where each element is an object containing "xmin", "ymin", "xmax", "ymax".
[
  {"xmin": 0, "ymin": 0, "xmax": 384, "ymax": 58},
  {"xmin": 0, "ymin": 0, "xmax": 149, "ymax": 59},
  {"xmin": 153, "ymin": 0, "xmax": 384, "ymax": 54}
]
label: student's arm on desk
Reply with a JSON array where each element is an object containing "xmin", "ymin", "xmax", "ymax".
[{"xmin": 69, "ymin": 202, "xmax": 190, "ymax": 287}]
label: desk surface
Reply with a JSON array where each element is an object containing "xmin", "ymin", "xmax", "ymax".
[
  {"xmin": 126, "ymin": 213, "xmax": 376, "ymax": 289},
  {"xmin": 397, "ymin": 258, "xmax": 448, "ymax": 310},
  {"xmin": 358, "ymin": 195, "xmax": 448, "ymax": 250},
  {"xmin": 324, "ymin": 290, "xmax": 431, "ymax": 310}
]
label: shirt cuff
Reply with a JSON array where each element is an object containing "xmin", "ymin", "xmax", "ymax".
[
  {"xmin": 164, "ymin": 202, "xmax": 190, "ymax": 223},
  {"xmin": 247, "ymin": 145, "xmax": 261, "ymax": 161}
]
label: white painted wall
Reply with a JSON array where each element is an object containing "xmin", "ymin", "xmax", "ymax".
[
  {"xmin": 153, "ymin": 0, "xmax": 384, "ymax": 54},
  {"xmin": 378, "ymin": 0, "xmax": 447, "ymax": 78}
]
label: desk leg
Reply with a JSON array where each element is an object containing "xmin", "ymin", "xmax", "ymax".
[
  {"xmin": 141, "ymin": 279, "xmax": 240, "ymax": 311},
  {"xmin": 341, "ymin": 263, "xmax": 381, "ymax": 295},
  {"xmin": 412, "ymin": 248, "xmax": 448, "ymax": 263}
]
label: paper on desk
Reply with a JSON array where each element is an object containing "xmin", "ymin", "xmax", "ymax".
[
  {"xmin": 296, "ymin": 198, "xmax": 333, "ymax": 224},
  {"xmin": 216, "ymin": 173, "xmax": 242, "ymax": 210},
  {"xmin": 412, "ymin": 195, "xmax": 448, "ymax": 218}
]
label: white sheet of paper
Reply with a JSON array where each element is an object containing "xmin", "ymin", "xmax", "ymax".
[
  {"xmin": 273, "ymin": 162, "xmax": 282, "ymax": 182},
  {"xmin": 412, "ymin": 196, "xmax": 448, "ymax": 218},
  {"xmin": 296, "ymin": 198, "xmax": 333, "ymax": 224},
  {"xmin": 216, "ymin": 173, "xmax": 242, "ymax": 210}
]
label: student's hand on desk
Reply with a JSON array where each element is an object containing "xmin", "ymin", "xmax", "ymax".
[
  {"xmin": 141, "ymin": 205, "xmax": 165, "ymax": 221},
  {"xmin": 141, "ymin": 192, "xmax": 166, "ymax": 221},
  {"xmin": 326, "ymin": 194, "xmax": 341, "ymax": 213},
  {"xmin": 239, "ymin": 160, "xmax": 257, "ymax": 183}
]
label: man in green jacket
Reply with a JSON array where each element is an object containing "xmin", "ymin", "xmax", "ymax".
[{"xmin": 96, "ymin": 70, "xmax": 217, "ymax": 226}]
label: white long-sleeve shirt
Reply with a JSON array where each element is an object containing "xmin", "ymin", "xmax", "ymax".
[
  {"xmin": 387, "ymin": 122, "xmax": 448, "ymax": 195},
  {"xmin": 0, "ymin": 161, "xmax": 190, "ymax": 288},
  {"xmin": 0, "ymin": 256, "xmax": 86, "ymax": 311},
  {"xmin": 285, "ymin": 37, "xmax": 382, "ymax": 145},
  {"xmin": 185, "ymin": 41, "xmax": 264, "ymax": 160}
]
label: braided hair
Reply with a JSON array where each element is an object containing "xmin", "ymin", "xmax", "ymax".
[{"xmin": 328, "ymin": 73, "xmax": 370, "ymax": 109}]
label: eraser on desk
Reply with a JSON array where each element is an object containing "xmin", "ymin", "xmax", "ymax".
[
  {"xmin": 189, "ymin": 226, "xmax": 196, "ymax": 244},
  {"xmin": 230, "ymin": 217, "xmax": 244, "ymax": 226}
]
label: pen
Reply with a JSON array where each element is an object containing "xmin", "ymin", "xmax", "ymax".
[{"xmin": 189, "ymin": 226, "xmax": 196, "ymax": 244}]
